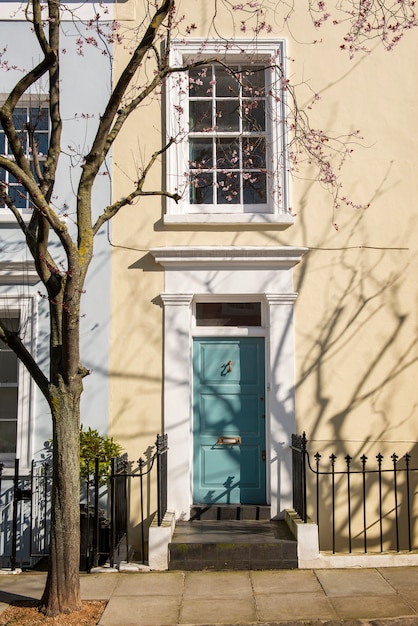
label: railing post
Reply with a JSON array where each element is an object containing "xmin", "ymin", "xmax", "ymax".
[
  {"xmin": 301, "ymin": 432, "xmax": 307, "ymax": 522},
  {"xmin": 11, "ymin": 458, "xmax": 19, "ymax": 571},
  {"xmin": 92, "ymin": 456, "xmax": 100, "ymax": 569},
  {"xmin": 110, "ymin": 457, "xmax": 116, "ymax": 569},
  {"xmin": 43, "ymin": 462, "xmax": 49, "ymax": 553},
  {"xmin": 330, "ymin": 453, "xmax": 336, "ymax": 554},
  {"xmin": 405, "ymin": 452, "xmax": 412, "ymax": 551},
  {"xmin": 392, "ymin": 453, "xmax": 399, "ymax": 551},
  {"xmin": 156, "ymin": 433, "xmax": 168, "ymax": 526},
  {"xmin": 291, "ymin": 432, "xmax": 308, "ymax": 522},
  {"xmin": 377, "ymin": 453, "xmax": 383, "ymax": 551},
  {"xmin": 345, "ymin": 454, "xmax": 352, "ymax": 553},
  {"xmin": 361, "ymin": 454, "xmax": 367, "ymax": 553},
  {"xmin": 138, "ymin": 457, "xmax": 145, "ymax": 564},
  {"xmin": 29, "ymin": 460, "xmax": 34, "ymax": 564},
  {"xmin": 314, "ymin": 452, "xmax": 321, "ymax": 529}
]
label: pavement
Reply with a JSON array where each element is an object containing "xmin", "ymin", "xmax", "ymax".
[{"xmin": 1, "ymin": 567, "xmax": 418, "ymax": 625}]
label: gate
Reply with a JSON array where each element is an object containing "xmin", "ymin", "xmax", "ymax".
[
  {"xmin": 0, "ymin": 459, "xmax": 51, "ymax": 570},
  {"xmin": 0, "ymin": 433, "xmax": 168, "ymax": 570}
]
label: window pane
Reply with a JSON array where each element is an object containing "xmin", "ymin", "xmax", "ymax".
[
  {"xmin": 217, "ymin": 172, "xmax": 240, "ymax": 204},
  {"xmin": 189, "ymin": 66, "xmax": 212, "ymax": 97},
  {"xmin": 34, "ymin": 132, "xmax": 48, "ymax": 156},
  {"xmin": 216, "ymin": 67, "xmax": 239, "ymax": 97},
  {"xmin": 216, "ymin": 138, "xmax": 240, "ymax": 169},
  {"xmin": 243, "ymin": 172, "xmax": 267, "ymax": 203},
  {"xmin": 189, "ymin": 101, "xmax": 212, "ymax": 131},
  {"xmin": 189, "ymin": 138, "xmax": 213, "ymax": 168},
  {"xmin": 216, "ymin": 100, "xmax": 240, "ymax": 131},
  {"xmin": 9, "ymin": 132, "xmax": 27, "ymax": 155},
  {"xmin": 243, "ymin": 138, "xmax": 266, "ymax": 169},
  {"xmin": 12, "ymin": 108, "xmax": 26, "ymax": 129},
  {"xmin": 196, "ymin": 302, "xmax": 261, "ymax": 326},
  {"xmin": 0, "ymin": 316, "xmax": 20, "ymax": 334},
  {"xmin": 190, "ymin": 172, "xmax": 214, "ymax": 204},
  {"xmin": 0, "ymin": 131, "xmax": 5, "ymax": 154},
  {"xmin": 0, "ymin": 350, "xmax": 17, "ymax": 383},
  {"xmin": 9, "ymin": 185, "xmax": 27, "ymax": 209},
  {"xmin": 242, "ymin": 67, "xmax": 266, "ymax": 96},
  {"xmin": 0, "ymin": 420, "xmax": 17, "ymax": 454},
  {"xmin": 242, "ymin": 100, "xmax": 265, "ymax": 132},
  {"xmin": 0, "ymin": 388, "xmax": 18, "ymax": 420},
  {"xmin": 30, "ymin": 107, "xmax": 48, "ymax": 130}
]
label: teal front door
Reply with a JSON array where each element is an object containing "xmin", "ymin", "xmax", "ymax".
[{"xmin": 193, "ymin": 337, "xmax": 266, "ymax": 504}]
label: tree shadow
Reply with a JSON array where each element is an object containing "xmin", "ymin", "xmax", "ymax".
[{"xmin": 293, "ymin": 198, "xmax": 418, "ymax": 551}]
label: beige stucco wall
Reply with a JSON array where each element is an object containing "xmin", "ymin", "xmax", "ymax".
[{"xmin": 109, "ymin": 0, "xmax": 418, "ymax": 546}]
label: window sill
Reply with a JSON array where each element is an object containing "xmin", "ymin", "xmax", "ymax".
[
  {"xmin": 163, "ymin": 212, "xmax": 294, "ymax": 228},
  {"xmin": 0, "ymin": 211, "xmax": 32, "ymax": 224}
]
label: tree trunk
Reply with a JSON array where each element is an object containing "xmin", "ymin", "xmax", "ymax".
[{"xmin": 39, "ymin": 379, "xmax": 82, "ymax": 616}]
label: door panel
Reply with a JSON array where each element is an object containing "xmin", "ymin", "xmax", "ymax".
[{"xmin": 193, "ymin": 337, "xmax": 266, "ymax": 504}]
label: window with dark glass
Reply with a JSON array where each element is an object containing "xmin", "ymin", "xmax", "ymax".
[
  {"xmin": 0, "ymin": 106, "xmax": 49, "ymax": 210},
  {"xmin": 188, "ymin": 65, "xmax": 267, "ymax": 207},
  {"xmin": 196, "ymin": 302, "xmax": 262, "ymax": 326},
  {"xmin": 0, "ymin": 314, "xmax": 19, "ymax": 455}
]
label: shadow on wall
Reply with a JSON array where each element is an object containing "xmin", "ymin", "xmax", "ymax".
[{"xmin": 293, "ymin": 193, "xmax": 418, "ymax": 551}]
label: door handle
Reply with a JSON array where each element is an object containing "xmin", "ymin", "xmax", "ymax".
[{"xmin": 217, "ymin": 436, "xmax": 242, "ymax": 445}]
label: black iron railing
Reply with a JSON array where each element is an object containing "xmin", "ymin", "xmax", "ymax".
[
  {"xmin": 0, "ymin": 459, "xmax": 51, "ymax": 571},
  {"xmin": 0, "ymin": 433, "xmax": 168, "ymax": 570},
  {"xmin": 292, "ymin": 432, "xmax": 418, "ymax": 554},
  {"xmin": 291, "ymin": 433, "xmax": 308, "ymax": 522},
  {"xmin": 109, "ymin": 433, "xmax": 168, "ymax": 567}
]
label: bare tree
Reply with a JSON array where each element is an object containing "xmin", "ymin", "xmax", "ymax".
[{"xmin": 0, "ymin": 0, "xmax": 416, "ymax": 616}]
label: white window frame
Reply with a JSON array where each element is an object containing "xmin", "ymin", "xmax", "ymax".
[
  {"xmin": 165, "ymin": 39, "xmax": 293, "ymax": 227},
  {"xmin": 0, "ymin": 262, "xmax": 39, "ymax": 472},
  {"xmin": 0, "ymin": 98, "xmax": 49, "ymax": 223}
]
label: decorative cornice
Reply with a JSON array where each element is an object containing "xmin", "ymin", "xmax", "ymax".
[
  {"xmin": 264, "ymin": 293, "xmax": 298, "ymax": 305},
  {"xmin": 150, "ymin": 246, "xmax": 308, "ymax": 270},
  {"xmin": 160, "ymin": 294, "xmax": 193, "ymax": 307}
]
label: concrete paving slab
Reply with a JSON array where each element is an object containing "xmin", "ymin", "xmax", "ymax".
[
  {"xmin": 0, "ymin": 573, "xmax": 46, "ymax": 599},
  {"xmin": 112, "ymin": 572, "xmax": 185, "ymax": 597},
  {"xmin": 328, "ymin": 594, "xmax": 416, "ymax": 620},
  {"xmin": 396, "ymin": 587, "xmax": 418, "ymax": 612},
  {"xmin": 378, "ymin": 566, "xmax": 418, "ymax": 589},
  {"xmin": 0, "ymin": 573, "xmax": 46, "ymax": 598},
  {"xmin": 0, "ymin": 574, "xmax": 46, "ymax": 615},
  {"xmin": 80, "ymin": 573, "xmax": 119, "ymax": 599},
  {"xmin": 251, "ymin": 569, "xmax": 323, "ymax": 594},
  {"xmin": 315, "ymin": 568, "xmax": 396, "ymax": 596},
  {"xmin": 98, "ymin": 595, "xmax": 181, "ymax": 626},
  {"xmin": 183, "ymin": 571, "xmax": 252, "ymax": 600},
  {"xmin": 255, "ymin": 591, "xmax": 337, "ymax": 622},
  {"xmin": 179, "ymin": 597, "xmax": 257, "ymax": 624}
]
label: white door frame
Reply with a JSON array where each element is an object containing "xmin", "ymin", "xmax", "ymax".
[{"xmin": 151, "ymin": 246, "xmax": 307, "ymax": 520}]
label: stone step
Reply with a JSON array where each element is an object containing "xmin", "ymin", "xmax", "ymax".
[
  {"xmin": 190, "ymin": 504, "xmax": 271, "ymax": 521},
  {"xmin": 168, "ymin": 520, "xmax": 297, "ymax": 571}
]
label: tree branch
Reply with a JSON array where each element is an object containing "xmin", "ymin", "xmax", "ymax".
[
  {"xmin": 76, "ymin": 0, "xmax": 175, "ymax": 251},
  {"xmin": 92, "ymin": 137, "xmax": 178, "ymax": 233},
  {"xmin": 0, "ymin": 321, "xmax": 50, "ymax": 401}
]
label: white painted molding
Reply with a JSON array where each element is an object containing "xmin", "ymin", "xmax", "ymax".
[
  {"xmin": 153, "ymin": 245, "xmax": 308, "ymax": 519},
  {"xmin": 0, "ymin": 260, "xmax": 39, "ymax": 285},
  {"xmin": 151, "ymin": 246, "xmax": 308, "ymax": 269}
]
